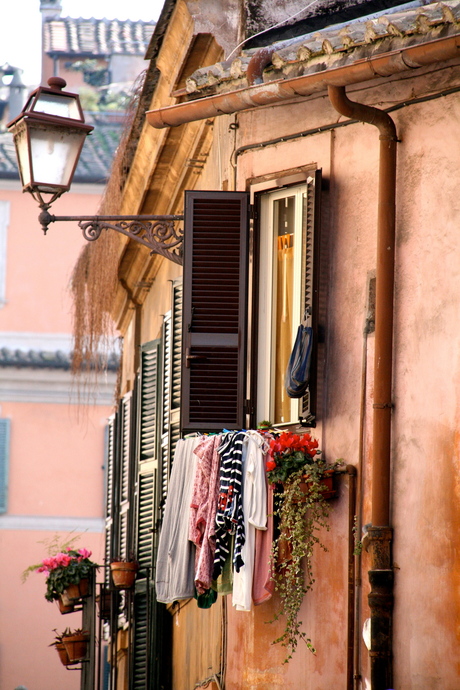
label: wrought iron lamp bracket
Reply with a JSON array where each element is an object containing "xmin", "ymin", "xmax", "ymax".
[{"xmin": 38, "ymin": 208, "xmax": 184, "ymax": 265}]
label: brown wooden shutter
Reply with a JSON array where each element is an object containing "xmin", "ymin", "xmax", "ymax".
[
  {"xmin": 301, "ymin": 169, "xmax": 322, "ymax": 426},
  {"xmin": 181, "ymin": 190, "xmax": 250, "ymax": 432}
]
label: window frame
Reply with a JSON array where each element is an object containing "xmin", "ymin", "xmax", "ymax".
[{"xmin": 251, "ymin": 169, "xmax": 322, "ymax": 428}]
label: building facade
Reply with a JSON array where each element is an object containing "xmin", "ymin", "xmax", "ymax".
[
  {"xmin": 0, "ymin": 7, "xmax": 156, "ymax": 689},
  {"xmin": 92, "ymin": 0, "xmax": 460, "ymax": 689}
]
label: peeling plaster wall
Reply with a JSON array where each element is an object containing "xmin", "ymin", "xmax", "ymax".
[{"xmin": 186, "ymin": 0, "xmax": 244, "ymax": 56}]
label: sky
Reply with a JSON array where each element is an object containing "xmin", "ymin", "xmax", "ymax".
[{"xmin": 0, "ymin": 0, "xmax": 166, "ymax": 87}]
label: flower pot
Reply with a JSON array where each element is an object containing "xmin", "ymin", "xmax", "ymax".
[
  {"xmin": 62, "ymin": 632, "xmax": 89, "ymax": 663},
  {"xmin": 57, "ymin": 595, "xmax": 75, "ymax": 614},
  {"xmin": 298, "ymin": 470, "xmax": 337, "ymax": 500},
  {"xmin": 62, "ymin": 577, "xmax": 90, "ymax": 603},
  {"xmin": 54, "ymin": 642, "xmax": 79, "ymax": 667},
  {"xmin": 110, "ymin": 561, "xmax": 138, "ymax": 589}
]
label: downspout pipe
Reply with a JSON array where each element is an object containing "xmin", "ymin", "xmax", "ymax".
[{"xmin": 328, "ymin": 85, "xmax": 397, "ymax": 690}]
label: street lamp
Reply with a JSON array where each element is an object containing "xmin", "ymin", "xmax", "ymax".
[{"xmin": 8, "ymin": 78, "xmax": 184, "ymax": 264}]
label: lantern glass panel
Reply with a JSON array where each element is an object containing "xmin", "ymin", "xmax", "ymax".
[
  {"xmin": 14, "ymin": 124, "xmax": 31, "ymax": 187},
  {"xmin": 30, "ymin": 93, "xmax": 80, "ymax": 120},
  {"xmin": 29, "ymin": 125, "xmax": 85, "ymax": 191}
]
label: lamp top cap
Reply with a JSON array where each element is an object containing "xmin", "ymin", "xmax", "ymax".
[{"xmin": 47, "ymin": 76, "xmax": 67, "ymax": 91}]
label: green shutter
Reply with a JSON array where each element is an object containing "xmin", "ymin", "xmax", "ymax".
[
  {"xmin": 104, "ymin": 414, "xmax": 116, "ymax": 586},
  {"xmin": 0, "ymin": 419, "xmax": 10, "ymax": 513},
  {"xmin": 118, "ymin": 391, "xmax": 134, "ymax": 562},
  {"xmin": 170, "ymin": 278, "xmax": 183, "ymax": 462},
  {"xmin": 160, "ymin": 313, "xmax": 172, "ymax": 504},
  {"xmin": 140, "ymin": 340, "xmax": 162, "ymax": 463},
  {"xmin": 132, "ymin": 339, "xmax": 162, "ymax": 689}
]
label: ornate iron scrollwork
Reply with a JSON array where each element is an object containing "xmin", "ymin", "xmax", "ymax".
[
  {"xmin": 38, "ymin": 210, "xmax": 184, "ymax": 265},
  {"xmin": 78, "ymin": 218, "xmax": 184, "ymax": 264}
]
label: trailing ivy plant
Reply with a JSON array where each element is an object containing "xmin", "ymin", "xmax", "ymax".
[{"xmin": 265, "ymin": 432, "xmax": 341, "ymax": 662}]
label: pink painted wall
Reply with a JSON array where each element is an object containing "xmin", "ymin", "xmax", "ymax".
[
  {"xmin": 0, "ymin": 182, "xmax": 113, "ymax": 690},
  {"xmin": 0, "ymin": 185, "xmax": 100, "ymax": 333},
  {"xmin": 4, "ymin": 400, "xmax": 107, "ymax": 517}
]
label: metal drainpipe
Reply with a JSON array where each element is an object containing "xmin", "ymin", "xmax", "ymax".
[
  {"xmin": 246, "ymin": 47, "xmax": 276, "ymax": 86},
  {"xmin": 327, "ymin": 85, "xmax": 397, "ymax": 690}
]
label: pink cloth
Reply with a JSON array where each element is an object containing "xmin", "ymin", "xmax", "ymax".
[
  {"xmin": 189, "ymin": 435, "xmax": 222, "ymax": 594},
  {"xmin": 252, "ymin": 479, "xmax": 274, "ymax": 605}
]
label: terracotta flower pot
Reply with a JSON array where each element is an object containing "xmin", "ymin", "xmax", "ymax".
[
  {"xmin": 55, "ymin": 642, "xmax": 79, "ymax": 667},
  {"xmin": 62, "ymin": 632, "xmax": 89, "ymax": 662},
  {"xmin": 110, "ymin": 561, "xmax": 138, "ymax": 589},
  {"xmin": 57, "ymin": 595, "xmax": 75, "ymax": 614},
  {"xmin": 62, "ymin": 577, "xmax": 90, "ymax": 604},
  {"xmin": 297, "ymin": 469, "xmax": 337, "ymax": 500}
]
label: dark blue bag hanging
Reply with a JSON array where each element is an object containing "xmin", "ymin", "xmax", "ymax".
[{"xmin": 285, "ymin": 324, "xmax": 313, "ymax": 398}]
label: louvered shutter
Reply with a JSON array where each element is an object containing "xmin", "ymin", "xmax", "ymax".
[
  {"xmin": 104, "ymin": 414, "xmax": 117, "ymax": 586},
  {"xmin": 132, "ymin": 339, "xmax": 162, "ymax": 690},
  {"xmin": 182, "ymin": 191, "xmax": 250, "ymax": 432},
  {"xmin": 133, "ymin": 471, "xmax": 155, "ymax": 690},
  {"xmin": 160, "ymin": 314, "xmax": 172, "ymax": 503},
  {"xmin": 140, "ymin": 341, "xmax": 161, "ymax": 463},
  {"xmin": 118, "ymin": 391, "xmax": 134, "ymax": 561},
  {"xmin": 0, "ymin": 419, "xmax": 10, "ymax": 513},
  {"xmin": 170, "ymin": 278, "xmax": 182, "ymax": 460},
  {"xmin": 301, "ymin": 170, "xmax": 322, "ymax": 425}
]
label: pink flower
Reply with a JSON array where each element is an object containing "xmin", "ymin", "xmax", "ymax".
[
  {"xmin": 40, "ymin": 557, "xmax": 58, "ymax": 572},
  {"xmin": 55, "ymin": 553, "xmax": 72, "ymax": 568},
  {"xmin": 77, "ymin": 548, "xmax": 92, "ymax": 560}
]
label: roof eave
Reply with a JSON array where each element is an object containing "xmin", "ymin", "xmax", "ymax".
[{"xmin": 146, "ymin": 33, "xmax": 460, "ymax": 128}]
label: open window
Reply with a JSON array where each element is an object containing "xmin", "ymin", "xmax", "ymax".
[{"xmin": 255, "ymin": 171, "xmax": 321, "ymax": 427}]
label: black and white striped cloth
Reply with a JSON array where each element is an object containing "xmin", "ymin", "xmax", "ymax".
[{"xmin": 213, "ymin": 431, "xmax": 246, "ymax": 577}]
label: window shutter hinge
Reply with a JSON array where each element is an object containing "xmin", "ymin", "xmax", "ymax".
[
  {"xmin": 249, "ymin": 204, "xmax": 256, "ymax": 221},
  {"xmin": 244, "ymin": 399, "xmax": 254, "ymax": 415}
]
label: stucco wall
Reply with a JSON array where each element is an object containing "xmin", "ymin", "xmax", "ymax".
[{"xmin": 208, "ymin": 63, "xmax": 460, "ymax": 689}]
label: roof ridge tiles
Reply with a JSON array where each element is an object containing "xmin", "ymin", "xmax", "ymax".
[{"xmin": 184, "ymin": 0, "xmax": 460, "ymax": 95}]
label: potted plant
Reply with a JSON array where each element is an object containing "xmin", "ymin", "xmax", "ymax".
[
  {"xmin": 110, "ymin": 558, "xmax": 139, "ymax": 589},
  {"xmin": 61, "ymin": 628, "xmax": 90, "ymax": 663},
  {"xmin": 49, "ymin": 629, "xmax": 77, "ymax": 667},
  {"xmin": 34, "ymin": 548, "xmax": 97, "ymax": 603},
  {"xmin": 266, "ymin": 431, "xmax": 340, "ymax": 662},
  {"xmin": 56, "ymin": 596, "xmax": 74, "ymax": 615}
]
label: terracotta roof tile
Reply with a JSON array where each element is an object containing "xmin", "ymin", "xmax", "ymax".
[
  {"xmin": 185, "ymin": 0, "xmax": 460, "ymax": 95},
  {"xmin": 44, "ymin": 17, "xmax": 155, "ymax": 56}
]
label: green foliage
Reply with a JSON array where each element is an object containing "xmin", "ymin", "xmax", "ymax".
[
  {"xmin": 21, "ymin": 533, "xmax": 83, "ymax": 583},
  {"xmin": 270, "ymin": 464, "xmax": 338, "ymax": 662},
  {"xmin": 43, "ymin": 550, "xmax": 96, "ymax": 602},
  {"xmin": 268, "ymin": 449, "xmax": 316, "ymax": 484}
]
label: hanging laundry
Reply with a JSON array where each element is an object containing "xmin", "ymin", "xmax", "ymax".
[
  {"xmin": 155, "ymin": 437, "xmax": 200, "ymax": 604},
  {"xmin": 232, "ymin": 430, "xmax": 268, "ymax": 611},
  {"xmin": 213, "ymin": 431, "xmax": 246, "ymax": 578},
  {"xmin": 189, "ymin": 434, "xmax": 222, "ymax": 594},
  {"xmin": 252, "ymin": 478, "xmax": 275, "ymax": 606}
]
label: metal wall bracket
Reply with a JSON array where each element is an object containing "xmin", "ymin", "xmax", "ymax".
[{"xmin": 38, "ymin": 209, "xmax": 184, "ymax": 265}]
